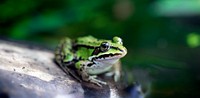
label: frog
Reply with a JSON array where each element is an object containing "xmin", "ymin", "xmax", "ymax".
[{"xmin": 55, "ymin": 35, "xmax": 127, "ymax": 87}]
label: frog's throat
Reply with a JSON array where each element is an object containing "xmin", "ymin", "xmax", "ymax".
[{"xmin": 92, "ymin": 53, "xmax": 123, "ymax": 61}]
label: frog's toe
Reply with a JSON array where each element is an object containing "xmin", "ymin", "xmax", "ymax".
[
  {"xmin": 89, "ymin": 79, "xmax": 103, "ymax": 87},
  {"xmin": 89, "ymin": 76, "xmax": 107, "ymax": 87},
  {"xmin": 94, "ymin": 82, "xmax": 102, "ymax": 87},
  {"xmin": 90, "ymin": 75, "xmax": 97, "ymax": 78}
]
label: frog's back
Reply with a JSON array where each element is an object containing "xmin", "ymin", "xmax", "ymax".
[
  {"xmin": 76, "ymin": 36, "xmax": 97, "ymax": 42},
  {"xmin": 75, "ymin": 35, "xmax": 111, "ymax": 47}
]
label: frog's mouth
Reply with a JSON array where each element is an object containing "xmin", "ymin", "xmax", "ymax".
[
  {"xmin": 92, "ymin": 53, "xmax": 124, "ymax": 65},
  {"xmin": 94, "ymin": 53, "xmax": 123, "ymax": 61}
]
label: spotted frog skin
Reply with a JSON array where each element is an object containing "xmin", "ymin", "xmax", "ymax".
[{"xmin": 55, "ymin": 36, "xmax": 127, "ymax": 87}]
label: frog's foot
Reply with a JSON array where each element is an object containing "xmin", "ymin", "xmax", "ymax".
[{"xmin": 88, "ymin": 75, "xmax": 107, "ymax": 87}]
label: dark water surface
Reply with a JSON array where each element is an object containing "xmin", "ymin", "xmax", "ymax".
[{"xmin": 123, "ymin": 47, "xmax": 200, "ymax": 98}]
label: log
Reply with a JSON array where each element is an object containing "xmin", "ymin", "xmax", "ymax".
[{"xmin": 0, "ymin": 40, "xmax": 121, "ymax": 98}]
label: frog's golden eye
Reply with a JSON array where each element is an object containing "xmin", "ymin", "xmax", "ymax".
[
  {"xmin": 113, "ymin": 36, "xmax": 123, "ymax": 45},
  {"xmin": 100, "ymin": 42, "xmax": 110, "ymax": 52}
]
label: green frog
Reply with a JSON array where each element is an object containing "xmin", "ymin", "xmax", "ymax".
[{"xmin": 55, "ymin": 36, "xmax": 127, "ymax": 87}]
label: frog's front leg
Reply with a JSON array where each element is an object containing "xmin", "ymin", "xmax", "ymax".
[
  {"xmin": 75, "ymin": 60, "xmax": 107, "ymax": 87},
  {"xmin": 113, "ymin": 61, "xmax": 121, "ymax": 82},
  {"xmin": 105, "ymin": 60, "xmax": 121, "ymax": 82}
]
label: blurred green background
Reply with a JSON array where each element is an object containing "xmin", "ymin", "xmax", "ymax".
[{"xmin": 0, "ymin": 0, "xmax": 200, "ymax": 98}]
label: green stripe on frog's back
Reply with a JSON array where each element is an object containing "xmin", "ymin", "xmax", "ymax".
[
  {"xmin": 75, "ymin": 47, "xmax": 95, "ymax": 60},
  {"xmin": 74, "ymin": 36, "xmax": 101, "ymax": 60},
  {"xmin": 75, "ymin": 35, "xmax": 111, "ymax": 47}
]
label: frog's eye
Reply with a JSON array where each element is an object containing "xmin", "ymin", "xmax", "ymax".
[
  {"xmin": 113, "ymin": 36, "xmax": 123, "ymax": 45},
  {"xmin": 100, "ymin": 42, "xmax": 110, "ymax": 52}
]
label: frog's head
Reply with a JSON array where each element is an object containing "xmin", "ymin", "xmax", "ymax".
[{"xmin": 91, "ymin": 36, "xmax": 127, "ymax": 65}]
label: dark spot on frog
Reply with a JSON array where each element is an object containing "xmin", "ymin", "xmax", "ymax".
[
  {"xmin": 13, "ymin": 69, "xmax": 15, "ymax": 71},
  {"xmin": 87, "ymin": 62, "xmax": 95, "ymax": 67}
]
